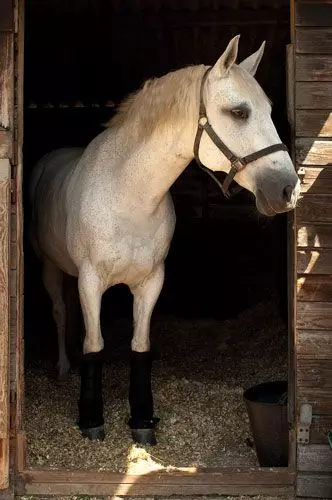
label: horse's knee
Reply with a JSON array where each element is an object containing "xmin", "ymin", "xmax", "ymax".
[{"xmin": 83, "ymin": 335, "xmax": 104, "ymax": 354}]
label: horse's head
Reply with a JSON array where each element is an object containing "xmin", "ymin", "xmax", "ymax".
[{"xmin": 197, "ymin": 35, "xmax": 300, "ymax": 216}]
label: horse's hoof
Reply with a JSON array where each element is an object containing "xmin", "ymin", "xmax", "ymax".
[
  {"xmin": 131, "ymin": 428, "xmax": 157, "ymax": 446},
  {"xmin": 56, "ymin": 359, "xmax": 71, "ymax": 384},
  {"xmin": 81, "ymin": 425, "xmax": 105, "ymax": 441},
  {"xmin": 56, "ymin": 371, "xmax": 70, "ymax": 385}
]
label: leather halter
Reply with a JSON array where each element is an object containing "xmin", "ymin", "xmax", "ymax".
[{"xmin": 193, "ymin": 67, "xmax": 288, "ymax": 199}]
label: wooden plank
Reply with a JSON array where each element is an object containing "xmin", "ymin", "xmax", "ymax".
[
  {"xmin": 298, "ymin": 386, "xmax": 332, "ymax": 414},
  {"xmin": 310, "ymin": 415, "xmax": 332, "ymax": 444},
  {"xmin": 297, "ymin": 329, "xmax": 332, "ymax": 358},
  {"xmin": 298, "ymin": 275, "xmax": 332, "ymax": 301},
  {"xmin": 297, "ymin": 248, "xmax": 332, "ymax": 274},
  {"xmin": 9, "ymin": 242, "xmax": 15, "ymax": 270},
  {"xmin": 0, "ymin": 159, "xmax": 10, "ymax": 439},
  {"xmin": 16, "ymin": 469, "xmax": 294, "ymax": 497},
  {"xmin": 0, "ymin": 0, "xmax": 13, "ymax": 31},
  {"xmin": 10, "ymin": 213, "xmax": 15, "ymax": 243},
  {"xmin": 9, "ymin": 269, "xmax": 15, "ymax": 298},
  {"xmin": 11, "ymin": 0, "xmax": 24, "ymax": 445},
  {"xmin": 298, "ymin": 444, "xmax": 332, "ymax": 472},
  {"xmin": 297, "ymin": 195, "xmax": 332, "ymax": 223},
  {"xmin": 0, "ymin": 33, "xmax": 13, "ymax": 131},
  {"xmin": 296, "ymin": 55, "xmax": 332, "ymax": 81},
  {"xmin": 296, "ymin": 139, "xmax": 332, "ymax": 165},
  {"xmin": 298, "ymin": 167, "xmax": 332, "ymax": 193},
  {"xmin": 297, "ymin": 358, "xmax": 332, "ymax": 390},
  {"xmin": 0, "ymin": 131, "xmax": 11, "ymax": 159},
  {"xmin": 296, "ymin": 2, "xmax": 332, "ymax": 27},
  {"xmin": 296, "ymin": 82, "xmax": 332, "ymax": 109},
  {"xmin": 296, "ymin": 110, "xmax": 332, "ymax": 138},
  {"xmin": 17, "ymin": 468, "xmax": 293, "ymax": 485},
  {"xmin": 297, "ymin": 359, "xmax": 332, "ymax": 414},
  {"xmin": 297, "ymin": 301, "xmax": 332, "ymax": 330},
  {"xmin": 297, "ymin": 224, "xmax": 332, "ymax": 247},
  {"xmin": 0, "ymin": 160, "xmax": 10, "ymax": 490},
  {"xmin": 296, "ymin": 28, "xmax": 332, "ymax": 53},
  {"xmin": 20, "ymin": 482, "xmax": 294, "ymax": 497},
  {"xmin": 10, "ymin": 432, "xmax": 25, "ymax": 472},
  {"xmin": 286, "ymin": 44, "xmax": 295, "ymax": 128},
  {"xmin": 9, "ymin": 298, "xmax": 15, "ymax": 340},
  {"xmin": 0, "ymin": 439, "xmax": 9, "ymax": 490},
  {"xmin": 297, "ymin": 473, "xmax": 332, "ymax": 498}
]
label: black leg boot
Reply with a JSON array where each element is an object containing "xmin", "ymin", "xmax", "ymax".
[
  {"xmin": 78, "ymin": 351, "xmax": 105, "ymax": 441},
  {"xmin": 128, "ymin": 351, "xmax": 159, "ymax": 446}
]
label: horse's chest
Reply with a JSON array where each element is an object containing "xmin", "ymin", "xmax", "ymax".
[{"xmin": 96, "ymin": 221, "xmax": 173, "ymax": 286}]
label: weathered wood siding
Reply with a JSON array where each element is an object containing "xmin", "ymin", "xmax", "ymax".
[
  {"xmin": 0, "ymin": 0, "xmax": 13, "ymax": 488},
  {"xmin": 295, "ymin": 1, "xmax": 332, "ymax": 497}
]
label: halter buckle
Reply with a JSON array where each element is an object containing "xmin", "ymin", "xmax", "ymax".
[{"xmin": 231, "ymin": 158, "xmax": 246, "ymax": 172}]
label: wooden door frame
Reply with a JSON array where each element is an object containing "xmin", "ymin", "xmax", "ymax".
[
  {"xmin": 6, "ymin": 0, "xmax": 298, "ymax": 496},
  {"xmin": 0, "ymin": 0, "xmax": 15, "ymax": 491}
]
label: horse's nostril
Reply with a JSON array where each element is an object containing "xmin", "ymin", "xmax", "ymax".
[{"xmin": 282, "ymin": 185, "xmax": 293, "ymax": 203}]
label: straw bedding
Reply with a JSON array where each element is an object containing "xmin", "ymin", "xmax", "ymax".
[{"xmin": 25, "ymin": 295, "xmax": 287, "ymax": 472}]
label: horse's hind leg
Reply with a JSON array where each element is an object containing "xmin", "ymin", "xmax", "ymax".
[
  {"xmin": 42, "ymin": 259, "xmax": 71, "ymax": 382},
  {"xmin": 129, "ymin": 263, "xmax": 165, "ymax": 446}
]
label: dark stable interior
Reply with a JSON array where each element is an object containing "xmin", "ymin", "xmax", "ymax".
[{"xmin": 23, "ymin": 0, "xmax": 291, "ymax": 364}]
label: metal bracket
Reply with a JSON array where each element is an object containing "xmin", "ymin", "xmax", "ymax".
[
  {"xmin": 297, "ymin": 403, "xmax": 312, "ymax": 445},
  {"xmin": 297, "ymin": 167, "xmax": 305, "ymax": 184}
]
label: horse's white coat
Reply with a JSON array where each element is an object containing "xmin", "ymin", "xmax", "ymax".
[{"xmin": 29, "ymin": 36, "xmax": 300, "ymax": 379}]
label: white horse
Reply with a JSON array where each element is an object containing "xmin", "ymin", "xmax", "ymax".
[{"xmin": 29, "ymin": 36, "xmax": 300, "ymax": 444}]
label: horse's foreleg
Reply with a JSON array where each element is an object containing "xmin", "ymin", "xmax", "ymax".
[
  {"xmin": 129, "ymin": 263, "xmax": 165, "ymax": 446},
  {"xmin": 77, "ymin": 264, "xmax": 105, "ymax": 441},
  {"xmin": 42, "ymin": 259, "xmax": 70, "ymax": 382}
]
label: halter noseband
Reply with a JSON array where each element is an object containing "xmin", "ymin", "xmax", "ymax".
[{"xmin": 193, "ymin": 67, "xmax": 288, "ymax": 199}]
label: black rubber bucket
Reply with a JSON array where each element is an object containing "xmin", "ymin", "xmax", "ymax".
[{"xmin": 243, "ymin": 381, "xmax": 288, "ymax": 467}]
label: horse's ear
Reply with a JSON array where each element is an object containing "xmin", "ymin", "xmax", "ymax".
[
  {"xmin": 211, "ymin": 35, "xmax": 240, "ymax": 78},
  {"xmin": 239, "ymin": 41, "xmax": 266, "ymax": 76}
]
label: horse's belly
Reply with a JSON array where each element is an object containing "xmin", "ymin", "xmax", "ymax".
[
  {"xmin": 47, "ymin": 245, "xmax": 78, "ymax": 276},
  {"xmin": 40, "ymin": 236, "xmax": 78, "ymax": 276}
]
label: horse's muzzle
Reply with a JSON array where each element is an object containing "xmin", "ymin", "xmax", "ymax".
[{"xmin": 255, "ymin": 178, "xmax": 300, "ymax": 216}]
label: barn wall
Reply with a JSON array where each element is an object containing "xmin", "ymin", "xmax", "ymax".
[{"xmin": 294, "ymin": 1, "xmax": 332, "ymax": 497}]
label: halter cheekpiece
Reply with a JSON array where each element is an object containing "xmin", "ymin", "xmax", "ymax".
[{"xmin": 193, "ymin": 67, "xmax": 288, "ymax": 199}]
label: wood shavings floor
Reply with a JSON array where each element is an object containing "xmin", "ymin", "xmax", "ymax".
[{"xmin": 25, "ymin": 297, "xmax": 288, "ymax": 472}]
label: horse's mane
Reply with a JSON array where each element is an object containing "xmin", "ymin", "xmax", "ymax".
[{"xmin": 106, "ymin": 65, "xmax": 206, "ymax": 141}]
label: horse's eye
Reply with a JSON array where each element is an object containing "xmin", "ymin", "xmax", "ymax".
[{"xmin": 231, "ymin": 108, "xmax": 249, "ymax": 120}]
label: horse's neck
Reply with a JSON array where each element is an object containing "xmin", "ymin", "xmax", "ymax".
[
  {"xmin": 104, "ymin": 121, "xmax": 196, "ymax": 213},
  {"xmin": 81, "ymin": 67, "xmax": 203, "ymax": 213}
]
